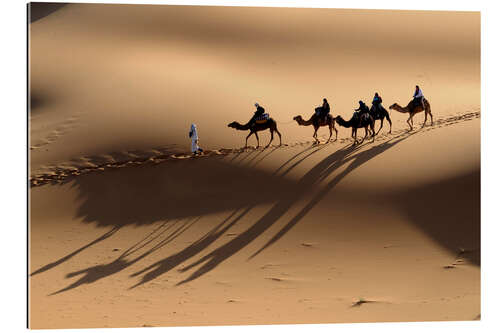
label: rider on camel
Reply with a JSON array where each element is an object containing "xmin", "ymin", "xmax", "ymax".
[
  {"xmin": 413, "ymin": 85, "xmax": 425, "ymax": 110},
  {"xmin": 372, "ymin": 92, "xmax": 382, "ymax": 113},
  {"xmin": 314, "ymin": 98, "xmax": 331, "ymax": 121},
  {"xmin": 251, "ymin": 102, "xmax": 266, "ymax": 125}
]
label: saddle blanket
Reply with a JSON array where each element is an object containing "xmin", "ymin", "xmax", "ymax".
[
  {"xmin": 353, "ymin": 112, "xmax": 370, "ymax": 121},
  {"xmin": 255, "ymin": 113, "xmax": 270, "ymax": 123}
]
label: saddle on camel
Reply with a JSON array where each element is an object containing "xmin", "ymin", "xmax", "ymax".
[{"xmin": 251, "ymin": 102, "xmax": 270, "ymax": 125}]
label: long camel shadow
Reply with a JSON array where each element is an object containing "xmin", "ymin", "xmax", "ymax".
[
  {"xmin": 244, "ymin": 147, "xmax": 270, "ymax": 165},
  {"xmin": 251, "ymin": 133, "xmax": 414, "ymax": 258},
  {"xmin": 233, "ymin": 148, "xmax": 260, "ymax": 165},
  {"xmin": 129, "ymin": 144, "xmax": 337, "ymax": 287},
  {"xmin": 272, "ymin": 142, "xmax": 329, "ymax": 177},
  {"xmin": 30, "ymin": 226, "xmax": 120, "ymax": 277},
  {"xmin": 277, "ymin": 142, "xmax": 336, "ymax": 178},
  {"xmin": 31, "ymin": 143, "xmax": 316, "ymax": 283},
  {"xmin": 247, "ymin": 145, "xmax": 281, "ymax": 168},
  {"xmin": 173, "ymin": 133, "xmax": 414, "ymax": 284},
  {"xmin": 129, "ymin": 207, "xmax": 252, "ymax": 289},
  {"xmin": 49, "ymin": 218, "xmax": 199, "ymax": 295},
  {"xmin": 52, "ymin": 141, "xmax": 328, "ymax": 291}
]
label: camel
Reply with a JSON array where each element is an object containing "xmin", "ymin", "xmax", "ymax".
[
  {"xmin": 292, "ymin": 114, "xmax": 338, "ymax": 144},
  {"xmin": 335, "ymin": 113, "xmax": 375, "ymax": 145},
  {"xmin": 369, "ymin": 104, "xmax": 392, "ymax": 134},
  {"xmin": 389, "ymin": 98, "xmax": 433, "ymax": 131},
  {"xmin": 227, "ymin": 118, "xmax": 282, "ymax": 148}
]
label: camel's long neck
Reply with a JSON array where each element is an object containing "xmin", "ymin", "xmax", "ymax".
[
  {"xmin": 336, "ymin": 116, "xmax": 351, "ymax": 128},
  {"xmin": 296, "ymin": 116, "xmax": 313, "ymax": 126},
  {"xmin": 233, "ymin": 122, "xmax": 251, "ymax": 130},
  {"xmin": 392, "ymin": 105, "xmax": 408, "ymax": 113}
]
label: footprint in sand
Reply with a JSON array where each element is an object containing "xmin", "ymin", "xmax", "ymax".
[
  {"xmin": 351, "ymin": 297, "xmax": 390, "ymax": 307},
  {"xmin": 31, "ymin": 111, "xmax": 84, "ymax": 150},
  {"xmin": 351, "ymin": 298, "xmax": 373, "ymax": 307},
  {"xmin": 265, "ymin": 277, "xmax": 287, "ymax": 282}
]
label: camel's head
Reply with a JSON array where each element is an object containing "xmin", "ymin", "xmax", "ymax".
[
  {"xmin": 227, "ymin": 121, "xmax": 238, "ymax": 128},
  {"xmin": 293, "ymin": 115, "xmax": 302, "ymax": 122},
  {"xmin": 389, "ymin": 103, "xmax": 398, "ymax": 110}
]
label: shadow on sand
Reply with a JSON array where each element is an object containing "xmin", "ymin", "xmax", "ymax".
[
  {"xmin": 49, "ymin": 217, "xmax": 200, "ymax": 295},
  {"xmin": 69, "ymin": 155, "xmax": 302, "ymax": 228},
  {"xmin": 29, "ymin": 3, "xmax": 67, "ymax": 23},
  {"xmin": 171, "ymin": 134, "xmax": 414, "ymax": 285},
  {"xmin": 392, "ymin": 170, "xmax": 480, "ymax": 265},
  {"xmin": 36, "ymin": 125, "xmax": 479, "ymax": 294}
]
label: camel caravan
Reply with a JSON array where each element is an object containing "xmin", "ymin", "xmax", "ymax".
[{"xmin": 227, "ymin": 85, "xmax": 433, "ymax": 148}]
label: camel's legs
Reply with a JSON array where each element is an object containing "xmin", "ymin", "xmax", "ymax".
[
  {"xmin": 254, "ymin": 131, "xmax": 260, "ymax": 148},
  {"xmin": 333, "ymin": 123, "xmax": 338, "ymax": 141},
  {"xmin": 313, "ymin": 127, "xmax": 319, "ymax": 144},
  {"xmin": 359, "ymin": 128, "xmax": 366, "ymax": 144},
  {"xmin": 422, "ymin": 111, "xmax": 428, "ymax": 128},
  {"xmin": 327, "ymin": 125, "xmax": 333, "ymax": 143},
  {"xmin": 376, "ymin": 118, "xmax": 384, "ymax": 135},
  {"xmin": 266, "ymin": 128, "xmax": 274, "ymax": 148},
  {"xmin": 360, "ymin": 126, "xmax": 369, "ymax": 144},
  {"xmin": 428, "ymin": 105, "xmax": 434, "ymax": 125},
  {"xmin": 407, "ymin": 114, "xmax": 413, "ymax": 131},
  {"xmin": 352, "ymin": 128, "xmax": 358, "ymax": 145},
  {"xmin": 275, "ymin": 128, "xmax": 282, "ymax": 146},
  {"xmin": 245, "ymin": 132, "xmax": 253, "ymax": 147},
  {"xmin": 386, "ymin": 115, "xmax": 392, "ymax": 134}
]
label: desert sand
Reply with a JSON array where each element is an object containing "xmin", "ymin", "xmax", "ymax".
[{"xmin": 28, "ymin": 3, "xmax": 480, "ymax": 329}]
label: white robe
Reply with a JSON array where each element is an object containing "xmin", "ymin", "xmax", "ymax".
[
  {"xmin": 414, "ymin": 88, "xmax": 424, "ymax": 98},
  {"xmin": 190, "ymin": 124, "xmax": 200, "ymax": 153}
]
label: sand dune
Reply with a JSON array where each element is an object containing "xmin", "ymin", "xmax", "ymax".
[
  {"xmin": 29, "ymin": 4, "xmax": 479, "ymax": 171},
  {"xmin": 28, "ymin": 3, "xmax": 480, "ymax": 329}
]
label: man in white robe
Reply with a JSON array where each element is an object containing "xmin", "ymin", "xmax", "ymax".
[{"xmin": 189, "ymin": 123, "xmax": 203, "ymax": 154}]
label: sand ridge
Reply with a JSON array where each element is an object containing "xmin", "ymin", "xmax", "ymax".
[{"xmin": 30, "ymin": 110, "xmax": 480, "ymax": 187}]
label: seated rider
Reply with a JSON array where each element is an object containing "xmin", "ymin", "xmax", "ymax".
[
  {"xmin": 413, "ymin": 85, "xmax": 425, "ymax": 109},
  {"xmin": 372, "ymin": 92, "xmax": 382, "ymax": 113},
  {"xmin": 354, "ymin": 100, "xmax": 370, "ymax": 116},
  {"xmin": 251, "ymin": 102, "xmax": 266, "ymax": 124},
  {"xmin": 321, "ymin": 98, "xmax": 330, "ymax": 119},
  {"xmin": 314, "ymin": 98, "xmax": 330, "ymax": 121}
]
